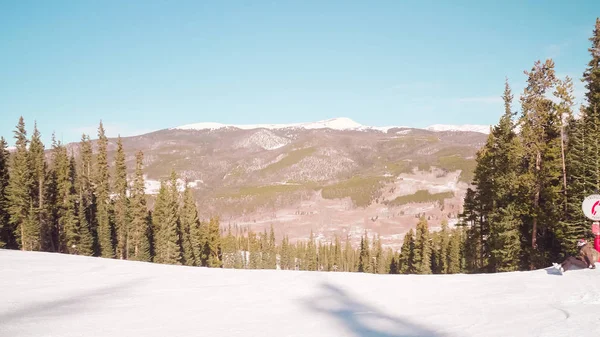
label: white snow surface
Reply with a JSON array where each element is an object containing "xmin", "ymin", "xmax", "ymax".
[
  {"xmin": 173, "ymin": 117, "xmax": 490, "ymax": 134},
  {"xmin": 3, "ymin": 249, "xmax": 599, "ymax": 337}
]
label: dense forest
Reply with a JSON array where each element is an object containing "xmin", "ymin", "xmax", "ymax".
[
  {"xmin": 459, "ymin": 18, "xmax": 600, "ymax": 272},
  {"xmin": 1, "ymin": 18, "xmax": 599, "ymax": 275}
]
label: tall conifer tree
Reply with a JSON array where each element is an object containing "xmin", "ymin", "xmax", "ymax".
[
  {"xmin": 129, "ymin": 151, "xmax": 151, "ymax": 261},
  {"xmin": 0, "ymin": 137, "xmax": 11, "ymax": 248},
  {"xmin": 95, "ymin": 122, "xmax": 114, "ymax": 258},
  {"xmin": 113, "ymin": 136, "xmax": 129, "ymax": 259},
  {"xmin": 7, "ymin": 117, "xmax": 36, "ymax": 250}
]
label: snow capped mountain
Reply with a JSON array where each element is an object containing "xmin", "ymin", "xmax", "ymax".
[
  {"xmin": 173, "ymin": 117, "xmax": 490, "ymax": 134},
  {"xmin": 425, "ymin": 124, "xmax": 492, "ymax": 134}
]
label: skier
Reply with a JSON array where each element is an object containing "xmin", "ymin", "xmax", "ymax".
[{"xmin": 553, "ymin": 238, "xmax": 599, "ymax": 273}]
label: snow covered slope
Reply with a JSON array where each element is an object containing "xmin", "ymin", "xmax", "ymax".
[
  {"xmin": 2, "ymin": 249, "xmax": 597, "ymax": 337},
  {"xmin": 173, "ymin": 117, "xmax": 490, "ymax": 134}
]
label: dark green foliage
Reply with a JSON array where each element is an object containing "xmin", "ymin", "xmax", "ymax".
[
  {"xmin": 413, "ymin": 216, "xmax": 432, "ymax": 274},
  {"xmin": 28, "ymin": 123, "xmax": 48, "ymax": 250},
  {"xmin": 203, "ymin": 217, "xmax": 222, "ymax": 268},
  {"xmin": 7, "ymin": 117, "xmax": 36, "ymax": 251},
  {"xmin": 95, "ymin": 122, "xmax": 114, "ymax": 258},
  {"xmin": 77, "ymin": 134, "xmax": 97, "ymax": 255},
  {"xmin": 129, "ymin": 151, "xmax": 151, "ymax": 262},
  {"xmin": 0, "ymin": 137, "xmax": 12, "ymax": 248},
  {"xmin": 113, "ymin": 137, "xmax": 129, "ymax": 260},
  {"xmin": 180, "ymin": 183, "xmax": 199, "ymax": 266},
  {"xmin": 398, "ymin": 229, "xmax": 415, "ymax": 274},
  {"xmin": 357, "ymin": 231, "xmax": 371, "ymax": 273},
  {"xmin": 153, "ymin": 171, "xmax": 182, "ymax": 265}
]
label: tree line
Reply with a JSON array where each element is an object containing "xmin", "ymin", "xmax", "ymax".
[
  {"xmin": 0, "ymin": 119, "xmax": 224, "ymax": 266},
  {"xmin": 458, "ymin": 18, "xmax": 600, "ymax": 272}
]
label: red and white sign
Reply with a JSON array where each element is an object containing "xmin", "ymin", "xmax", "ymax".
[{"xmin": 582, "ymin": 194, "xmax": 600, "ymax": 221}]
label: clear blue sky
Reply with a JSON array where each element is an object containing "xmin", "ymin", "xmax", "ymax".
[{"xmin": 1, "ymin": 0, "xmax": 599, "ymax": 146}]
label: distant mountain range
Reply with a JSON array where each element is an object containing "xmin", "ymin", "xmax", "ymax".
[
  {"xmin": 173, "ymin": 117, "xmax": 491, "ymax": 134},
  {"xmin": 5, "ymin": 117, "xmax": 490, "ymax": 250}
]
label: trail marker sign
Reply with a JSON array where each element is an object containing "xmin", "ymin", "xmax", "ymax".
[{"xmin": 582, "ymin": 194, "xmax": 600, "ymax": 221}]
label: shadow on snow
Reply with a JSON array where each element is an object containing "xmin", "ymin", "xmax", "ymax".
[{"xmin": 302, "ymin": 281, "xmax": 453, "ymax": 337}]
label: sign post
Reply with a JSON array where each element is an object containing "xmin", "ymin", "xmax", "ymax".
[{"xmin": 581, "ymin": 194, "xmax": 600, "ymax": 255}]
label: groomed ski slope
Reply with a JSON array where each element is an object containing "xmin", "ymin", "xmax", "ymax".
[{"xmin": 1, "ymin": 250, "xmax": 600, "ymax": 337}]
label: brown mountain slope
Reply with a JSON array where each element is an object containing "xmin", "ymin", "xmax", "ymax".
[{"xmin": 66, "ymin": 124, "xmax": 487, "ymax": 250}]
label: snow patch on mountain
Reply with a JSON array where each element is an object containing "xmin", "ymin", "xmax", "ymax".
[
  {"xmin": 144, "ymin": 176, "xmax": 204, "ymax": 195},
  {"xmin": 425, "ymin": 124, "xmax": 491, "ymax": 134},
  {"xmin": 173, "ymin": 117, "xmax": 491, "ymax": 134},
  {"xmin": 234, "ymin": 129, "xmax": 291, "ymax": 150}
]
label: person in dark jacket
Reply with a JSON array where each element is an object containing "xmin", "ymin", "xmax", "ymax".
[{"xmin": 554, "ymin": 239, "xmax": 599, "ymax": 273}]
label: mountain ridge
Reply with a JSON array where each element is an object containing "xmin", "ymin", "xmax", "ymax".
[{"xmin": 172, "ymin": 117, "xmax": 491, "ymax": 134}]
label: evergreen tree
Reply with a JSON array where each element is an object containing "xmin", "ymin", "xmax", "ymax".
[
  {"xmin": 306, "ymin": 230, "xmax": 317, "ymax": 271},
  {"xmin": 113, "ymin": 136, "xmax": 129, "ymax": 260},
  {"xmin": 560, "ymin": 109, "xmax": 588, "ymax": 256},
  {"xmin": 129, "ymin": 151, "xmax": 151, "ymax": 262},
  {"xmin": 162, "ymin": 171, "xmax": 183, "ymax": 265},
  {"xmin": 0, "ymin": 137, "xmax": 11, "ymax": 248},
  {"xmin": 28, "ymin": 122, "xmax": 48, "ymax": 250},
  {"xmin": 447, "ymin": 228, "xmax": 462, "ymax": 274},
  {"xmin": 518, "ymin": 59, "xmax": 563, "ymax": 268},
  {"xmin": 487, "ymin": 79, "xmax": 524, "ymax": 272},
  {"xmin": 7, "ymin": 117, "xmax": 37, "ymax": 250},
  {"xmin": 77, "ymin": 134, "xmax": 97, "ymax": 254},
  {"xmin": 398, "ymin": 229, "xmax": 415, "ymax": 274},
  {"xmin": 280, "ymin": 235, "xmax": 292, "ymax": 270},
  {"xmin": 180, "ymin": 182, "xmax": 199, "ymax": 266},
  {"xmin": 413, "ymin": 216, "xmax": 432, "ymax": 274},
  {"xmin": 438, "ymin": 220, "xmax": 450, "ymax": 273},
  {"xmin": 204, "ymin": 217, "xmax": 222, "ymax": 267},
  {"xmin": 76, "ymin": 193, "xmax": 94, "ymax": 256},
  {"xmin": 266, "ymin": 225, "xmax": 277, "ymax": 269},
  {"xmin": 95, "ymin": 121, "xmax": 114, "ymax": 258},
  {"xmin": 358, "ymin": 231, "xmax": 372, "ymax": 273}
]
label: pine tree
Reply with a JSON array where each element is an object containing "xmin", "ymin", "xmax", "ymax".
[
  {"xmin": 518, "ymin": 59, "xmax": 563, "ymax": 268},
  {"xmin": 343, "ymin": 234, "xmax": 354, "ymax": 272},
  {"xmin": 0, "ymin": 137, "xmax": 11, "ymax": 248},
  {"xmin": 306, "ymin": 230, "xmax": 318, "ymax": 271},
  {"xmin": 447, "ymin": 228, "xmax": 462, "ymax": 274},
  {"xmin": 7, "ymin": 117, "xmax": 37, "ymax": 251},
  {"xmin": 152, "ymin": 182, "xmax": 168, "ymax": 263},
  {"xmin": 487, "ymin": 79, "xmax": 524, "ymax": 272},
  {"xmin": 162, "ymin": 171, "xmax": 182, "ymax": 264},
  {"xmin": 204, "ymin": 217, "xmax": 222, "ymax": 267},
  {"xmin": 280, "ymin": 235, "xmax": 292, "ymax": 270},
  {"xmin": 128, "ymin": 151, "xmax": 150, "ymax": 261},
  {"xmin": 373, "ymin": 234, "xmax": 385, "ymax": 274},
  {"xmin": 77, "ymin": 134, "xmax": 97, "ymax": 255},
  {"xmin": 48, "ymin": 137, "xmax": 75, "ymax": 253},
  {"xmin": 398, "ymin": 229, "xmax": 415, "ymax": 274},
  {"xmin": 95, "ymin": 122, "xmax": 114, "ymax": 258},
  {"xmin": 266, "ymin": 225, "xmax": 277, "ymax": 269},
  {"xmin": 28, "ymin": 122, "xmax": 49, "ymax": 250},
  {"xmin": 180, "ymin": 182, "xmax": 199, "ymax": 266},
  {"xmin": 560, "ymin": 109, "xmax": 588, "ymax": 256},
  {"xmin": 413, "ymin": 216, "xmax": 432, "ymax": 274},
  {"xmin": 76, "ymin": 192, "xmax": 94, "ymax": 256},
  {"xmin": 438, "ymin": 219, "xmax": 450, "ymax": 273},
  {"xmin": 113, "ymin": 137, "xmax": 129, "ymax": 259}
]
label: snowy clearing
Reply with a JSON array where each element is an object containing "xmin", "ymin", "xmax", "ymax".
[{"xmin": 1, "ymin": 249, "xmax": 600, "ymax": 337}]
